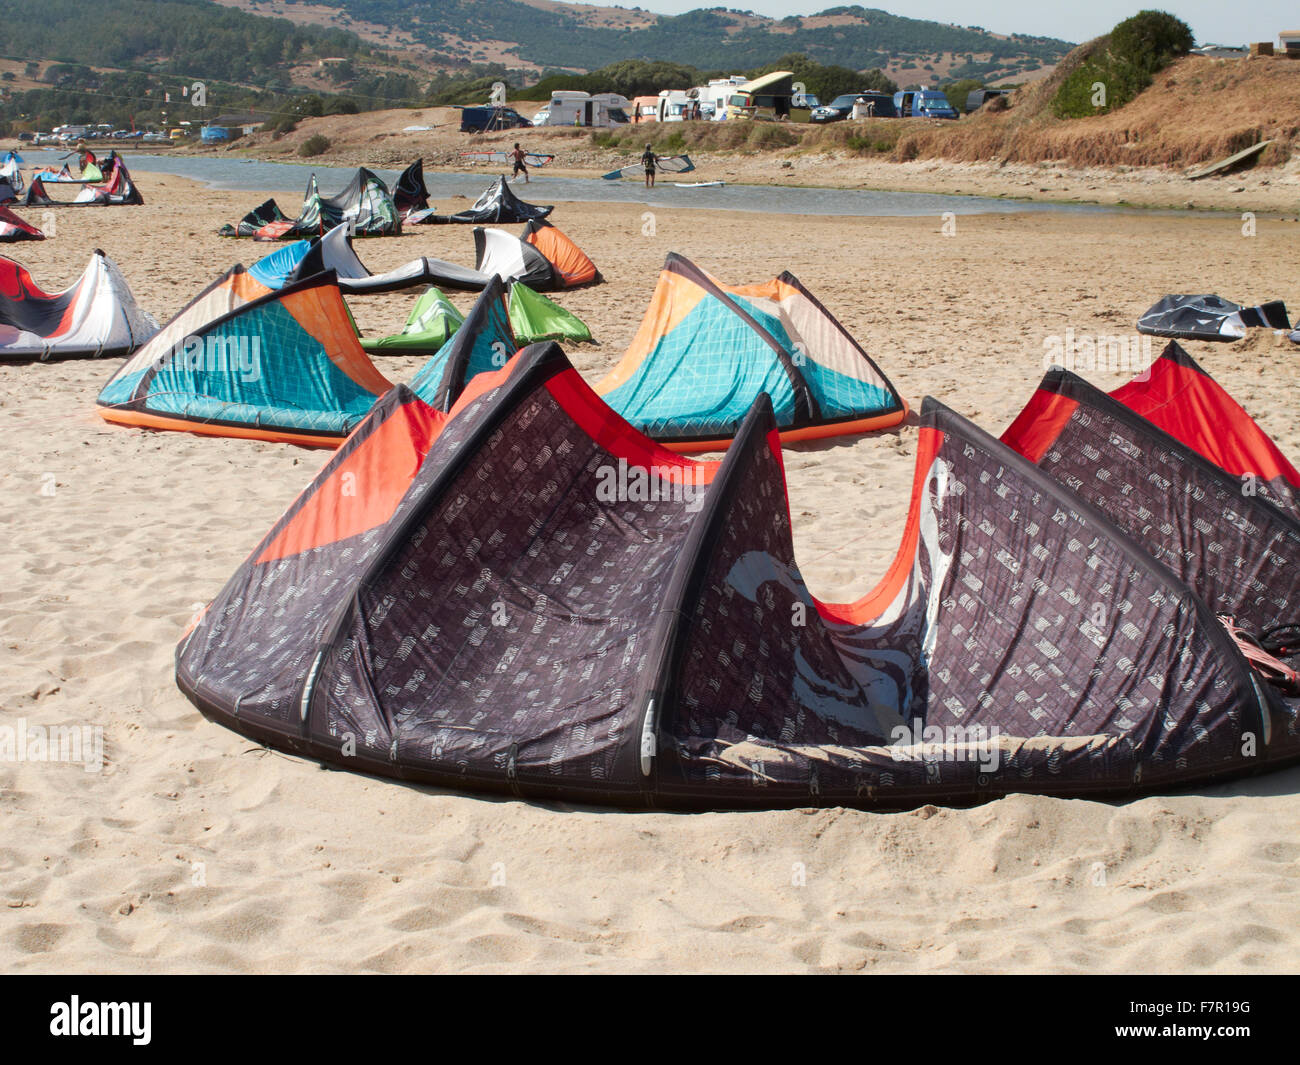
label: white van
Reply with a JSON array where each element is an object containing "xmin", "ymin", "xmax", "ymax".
[
  {"xmin": 656, "ymin": 90, "xmax": 693, "ymax": 122},
  {"xmin": 533, "ymin": 91, "xmax": 631, "ymax": 128},
  {"xmin": 688, "ymin": 76, "xmax": 748, "ymax": 121}
]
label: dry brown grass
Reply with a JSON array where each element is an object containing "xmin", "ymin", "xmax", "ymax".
[{"xmin": 892, "ymin": 51, "xmax": 1300, "ymax": 169}]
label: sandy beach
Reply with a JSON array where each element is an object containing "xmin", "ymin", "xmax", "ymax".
[{"xmin": 2, "ymin": 169, "xmax": 1298, "ymax": 973}]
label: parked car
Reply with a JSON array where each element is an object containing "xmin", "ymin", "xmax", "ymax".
[
  {"xmin": 966, "ymin": 88, "xmax": 1010, "ymax": 113},
  {"xmin": 459, "ymin": 105, "xmax": 532, "ymax": 133},
  {"xmin": 894, "ymin": 90, "xmax": 959, "ymax": 119},
  {"xmin": 810, "ymin": 91, "xmax": 898, "ymax": 123}
]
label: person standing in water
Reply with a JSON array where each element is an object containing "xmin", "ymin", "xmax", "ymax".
[
  {"xmin": 641, "ymin": 144, "xmax": 657, "ymax": 188},
  {"xmin": 510, "ymin": 143, "xmax": 530, "ymax": 183}
]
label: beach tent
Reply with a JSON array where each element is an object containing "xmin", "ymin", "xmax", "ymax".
[
  {"xmin": 593, "ymin": 253, "xmax": 906, "ymax": 450},
  {"xmin": 408, "ymin": 276, "xmax": 517, "ymax": 409},
  {"xmin": 96, "ymin": 271, "xmax": 393, "ymax": 445},
  {"xmin": 176, "ymin": 339, "xmax": 1300, "ymax": 809},
  {"xmin": 417, "ymin": 176, "xmax": 552, "ymax": 225},
  {"xmin": 0, "ymin": 206, "xmax": 44, "ymax": 242},
  {"xmin": 219, "ymin": 198, "xmax": 288, "ymax": 238},
  {"xmin": 1010, "ymin": 340, "xmax": 1300, "ymax": 522},
  {"xmin": 1, "ymin": 250, "xmax": 156, "ymax": 360},
  {"xmin": 359, "ymin": 286, "xmax": 465, "ymax": 357},
  {"xmin": 1137, "ymin": 294, "xmax": 1290, "ymax": 340},
  {"xmin": 393, "ymin": 158, "xmax": 431, "ymax": 219},
  {"xmin": 508, "ymin": 282, "xmax": 592, "ymax": 343}
]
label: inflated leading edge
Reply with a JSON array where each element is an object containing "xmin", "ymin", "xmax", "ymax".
[{"xmin": 176, "ymin": 341, "xmax": 1299, "ymax": 809}]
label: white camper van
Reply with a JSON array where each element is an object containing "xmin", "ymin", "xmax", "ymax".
[
  {"xmin": 656, "ymin": 90, "xmax": 693, "ymax": 122},
  {"xmin": 532, "ymin": 91, "xmax": 631, "ymax": 128},
  {"xmin": 688, "ymin": 76, "xmax": 748, "ymax": 121}
]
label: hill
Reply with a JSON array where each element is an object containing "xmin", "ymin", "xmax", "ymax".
[
  {"xmin": 213, "ymin": 1, "xmax": 1072, "ymax": 84},
  {"xmin": 0, "ymin": 0, "xmax": 378, "ymax": 86}
]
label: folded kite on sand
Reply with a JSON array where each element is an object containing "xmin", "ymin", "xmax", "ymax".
[
  {"xmin": 255, "ymin": 219, "xmax": 601, "ymax": 295},
  {"xmin": 0, "ymin": 206, "xmax": 43, "ymax": 242},
  {"xmin": 96, "ymin": 271, "xmax": 393, "ymax": 446},
  {"xmin": 175, "ymin": 339, "xmax": 1300, "ymax": 809},
  {"xmin": 593, "ymin": 253, "xmax": 906, "ymax": 450},
  {"xmin": 406, "ymin": 175, "xmax": 552, "ymax": 225},
  {"xmin": 1137, "ymin": 293, "xmax": 1290, "ymax": 340},
  {"xmin": 22, "ymin": 153, "xmax": 143, "ymax": 207},
  {"xmin": 219, "ymin": 168, "xmax": 400, "ymax": 239},
  {"xmin": 1, "ymin": 250, "xmax": 156, "ymax": 360}
]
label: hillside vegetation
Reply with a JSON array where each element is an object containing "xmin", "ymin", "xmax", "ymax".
[
  {"xmin": 228, "ymin": 0, "xmax": 1071, "ymax": 83},
  {"xmin": 891, "ymin": 50, "xmax": 1300, "ymax": 169}
]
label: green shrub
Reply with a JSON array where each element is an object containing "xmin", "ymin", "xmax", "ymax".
[
  {"xmin": 299, "ymin": 133, "xmax": 331, "ymax": 157},
  {"xmin": 1052, "ymin": 11, "xmax": 1193, "ymax": 118}
]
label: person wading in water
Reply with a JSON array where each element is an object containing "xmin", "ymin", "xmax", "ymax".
[{"xmin": 641, "ymin": 144, "xmax": 657, "ymax": 188}]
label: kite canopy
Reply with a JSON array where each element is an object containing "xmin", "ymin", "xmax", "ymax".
[
  {"xmin": 263, "ymin": 220, "xmax": 602, "ymax": 295},
  {"xmin": 0, "ymin": 206, "xmax": 44, "ymax": 242},
  {"xmin": 522, "ymin": 219, "xmax": 600, "ymax": 287},
  {"xmin": 177, "ymin": 339, "xmax": 1300, "ymax": 809},
  {"xmin": 96, "ymin": 271, "xmax": 393, "ymax": 446},
  {"xmin": 225, "ymin": 170, "xmax": 400, "ymax": 239},
  {"xmin": 23, "ymin": 153, "xmax": 143, "ymax": 207},
  {"xmin": 281, "ymin": 168, "xmax": 399, "ymax": 239},
  {"xmin": 1137, "ymin": 294, "xmax": 1291, "ymax": 340},
  {"xmin": 393, "ymin": 159, "xmax": 431, "ymax": 218},
  {"xmin": 594, "ymin": 253, "xmax": 906, "ymax": 450},
  {"xmin": 359, "ymin": 286, "xmax": 465, "ymax": 356},
  {"xmin": 0, "ymin": 152, "xmax": 24, "ymax": 194},
  {"xmin": 1002, "ymin": 365, "xmax": 1300, "ymax": 674},
  {"xmin": 417, "ymin": 176, "xmax": 553, "ymax": 225},
  {"xmin": 1100, "ymin": 341, "xmax": 1298, "ymax": 520},
  {"xmin": 218, "ymin": 198, "xmax": 287, "ymax": 238},
  {"xmin": 408, "ymin": 276, "xmax": 517, "ymax": 409},
  {"xmin": 508, "ymin": 282, "xmax": 592, "ymax": 343},
  {"xmin": 1, "ymin": 251, "xmax": 156, "ymax": 360}
]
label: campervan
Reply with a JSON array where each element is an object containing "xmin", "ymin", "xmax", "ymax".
[
  {"xmin": 690, "ymin": 76, "xmax": 748, "ymax": 121},
  {"xmin": 630, "ymin": 96, "xmax": 660, "ymax": 123},
  {"xmin": 656, "ymin": 90, "xmax": 693, "ymax": 122},
  {"xmin": 532, "ymin": 91, "xmax": 631, "ymax": 128},
  {"xmin": 725, "ymin": 71, "xmax": 795, "ymax": 120}
]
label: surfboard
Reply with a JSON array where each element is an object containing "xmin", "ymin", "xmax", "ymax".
[
  {"xmin": 673, "ymin": 181, "xmax": 724, "ymax": 188},
  {"xmin": 1188, "ymin": 140, "xmax": 1272, "ymax": 181}
]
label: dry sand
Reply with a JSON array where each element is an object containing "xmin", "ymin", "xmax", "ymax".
[{"xmin": 1, "ymin": 171, "xmax": 1298, "ymax": 973}]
